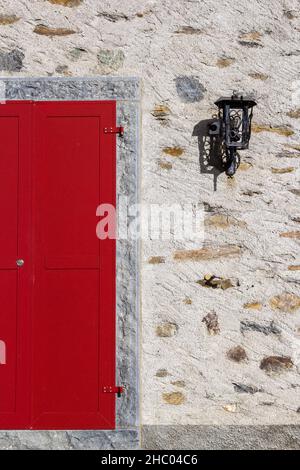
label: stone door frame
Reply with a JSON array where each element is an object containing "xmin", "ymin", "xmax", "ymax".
[{"xmin": 0, "ymin": 77, "xmax": 140, "ymax": 450}]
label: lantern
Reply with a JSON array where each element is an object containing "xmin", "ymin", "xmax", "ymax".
[{"xmin": 209, "ymin": 93, "xmax": 257, "ymax": 176}]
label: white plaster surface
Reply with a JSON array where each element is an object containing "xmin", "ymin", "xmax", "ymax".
[{"xmin": 0, "ymin": 0, "xmax": 299, "ymax": 430}]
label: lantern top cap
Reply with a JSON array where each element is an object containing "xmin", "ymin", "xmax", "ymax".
[{"xmin": 215, "ymin": 94, "xmax": 257, "ymax": 109}]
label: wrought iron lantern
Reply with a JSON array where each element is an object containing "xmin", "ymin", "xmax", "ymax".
[{"xmin": 209, "ymin": 93, "xmax": 257, "ymax": 176}]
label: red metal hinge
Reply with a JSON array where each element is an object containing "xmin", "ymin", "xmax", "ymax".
[
  {"xmin": 103, "ymin": 126, "xmax": 124, "ymax": 137},
  {"xmin": 102, "ymin": 385, "xmax": 125, "ymax": 397}
]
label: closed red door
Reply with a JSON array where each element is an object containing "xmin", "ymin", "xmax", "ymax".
[{"xmin": 0, "ymin": 101, "xmax": 116, "ymax": 429}]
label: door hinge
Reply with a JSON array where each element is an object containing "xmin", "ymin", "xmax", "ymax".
[
  {"xmin": 102, "ymin": 385, "xmax": 125, "ymax": 397},
  {"xmin": 103, "ymin": 126, "xmax": 124, "ymax": 137}
]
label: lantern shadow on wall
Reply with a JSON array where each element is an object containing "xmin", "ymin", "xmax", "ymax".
[
  {"xmin": 193, "ymin": 117, "xmax": 225, "ymax": 192},
  {"xmin": 193, "ymin": 94, "xmax": 257, "ymax": 191}
]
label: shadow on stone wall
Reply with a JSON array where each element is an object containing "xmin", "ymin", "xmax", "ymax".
[{"xmin": 193, "ymin": 118, "xmax": 225, "ymax": 191}]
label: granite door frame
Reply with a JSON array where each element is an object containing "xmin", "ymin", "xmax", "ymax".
[{"xmin": 0, "ymin": 77, "xmax": 140, "ymax": 450}]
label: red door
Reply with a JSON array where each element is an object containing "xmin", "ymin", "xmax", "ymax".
[{"xmin": 0, "ymin": 101, "xmax": 116, "ymax": 429}]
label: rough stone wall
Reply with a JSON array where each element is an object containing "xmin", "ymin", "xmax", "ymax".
[{"xmin": 0, "ymin": 0, "xmax": 299, "ymax": 430}]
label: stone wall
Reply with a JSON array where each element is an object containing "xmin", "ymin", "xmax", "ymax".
[{"xmin": 0, "ymin": 0, "xmax": 300, "ymax": 447}]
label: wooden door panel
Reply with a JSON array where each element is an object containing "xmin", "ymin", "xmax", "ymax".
[
  {"xmin": 32, "ymin": 102, "xmax": 116, "ymax": 429},
  {"xmin": 0, "ymin": 271, "xmax": 17, "ymax": 412},
  {"xmin": 0, "ymin": 117, "xmax": 18, "ymax": 268},
  {"xmin": 33, "ymin": 270, "xmax": 100, "ymax": 413},
  {"xmin": 0, "ymin": 102, "xmax": 32, "ymax": 428}
]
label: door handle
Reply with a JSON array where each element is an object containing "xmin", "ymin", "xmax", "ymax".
[{"xmin": 16, "ymin": 259, "xmax": 24, "ymax": 267}]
